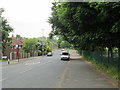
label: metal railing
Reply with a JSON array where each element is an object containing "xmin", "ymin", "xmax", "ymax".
[{"xmin": 78, "ymin": 50, "xmax": 119, "ymax": 68}]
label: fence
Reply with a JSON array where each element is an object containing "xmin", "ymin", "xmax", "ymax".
[
  {"xmin": 78, "ymin": 50, "xmax": 119, "ymax": 68},
  {"xmin": 10, "ymin": 52, "xmax": 31, "ymax": 60}
]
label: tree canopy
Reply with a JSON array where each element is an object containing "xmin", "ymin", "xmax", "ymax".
[
  {"xmin": 0, "ymin": 8, "xmax": 13, "ymax": 55},
  {"xmin": 49, "ymin": 2, "xmax": 120, "ymax": 52},
  {"xmin": 22, "ymin": 37, "xmax": 54, "ymax": 56}
]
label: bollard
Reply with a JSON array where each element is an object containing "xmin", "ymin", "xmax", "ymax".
[{"xmin": 8, "ymin": 59, "xmax": 10, "ymax": 64}]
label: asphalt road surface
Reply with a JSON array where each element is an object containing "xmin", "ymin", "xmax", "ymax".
[{"xmin": 0, "ymin": 50, "xmax": 117, "ymax": 88}]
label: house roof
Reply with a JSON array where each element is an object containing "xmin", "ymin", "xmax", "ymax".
[{"xmin": 11, "ymin": 37, "xmax": 24, "ymax": 46}]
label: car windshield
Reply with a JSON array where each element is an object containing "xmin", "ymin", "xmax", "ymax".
[{"xmin": 62, "ymin": 52, "xmax": 69, "ymax": 55}]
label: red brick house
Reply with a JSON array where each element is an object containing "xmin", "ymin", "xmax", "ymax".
[
  {"xmin": 6, "ymin": 36, "xmax": 25, "ymax": 59},
  {"xmin": 10, "ymin": 37, "xmax": 24, "ymax": 52}
]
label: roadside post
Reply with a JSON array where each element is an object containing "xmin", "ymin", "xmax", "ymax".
[
  {"xmin": 8, "ymin": 59, "xmax": 10, "ymax": 64},
  {"xmin": 17, "ymin": 45, "xmax": 19, "ymax": 62},
  {"xmin": 15, "ymin": 44, "xmax": 20, "ymax": 62}
]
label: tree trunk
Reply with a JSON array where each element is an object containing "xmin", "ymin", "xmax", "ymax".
[
  {"xmin": 110, "ymin": 47, "xmax": 113, "ymax": 58},
  {"xmin": 108, "ymin": 48, "xmax": 110, "ymax": 59},
  {"xmin": 118, "ymin": 47, "xmax": 120, "ymax": 58},
  {"xmin": 108, "ymin": 47, "xmax": 113, "ymax": 58}
]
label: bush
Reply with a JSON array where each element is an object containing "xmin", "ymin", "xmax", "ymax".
[{"xmin": 38, "ymin": 50, "xmax": 42, "ymax": 56}]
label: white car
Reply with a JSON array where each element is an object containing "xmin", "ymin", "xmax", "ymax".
[
  {"xmin": 47, "ymin": 52, "xmax": 52, "ymax": 56},
  {"xmin": 61, "ymin": 51, "xmax": 70, "ymax": 60},
  {"xmin": 62, "ymin": 49, "xmax": 65, "ymax": 51}
]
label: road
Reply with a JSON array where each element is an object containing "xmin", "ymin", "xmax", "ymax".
[{"xmin": 0, "ymin": 50, "xmax": 118, "ymax": 88}]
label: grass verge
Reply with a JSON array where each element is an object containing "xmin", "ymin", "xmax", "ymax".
[
  {"xmin": 0, "ymin": 60, "xmax": 8, "ymax": 62},
  {"xmin": 82, "ymin": 55, "xmax": 120, "ymax": 80}
]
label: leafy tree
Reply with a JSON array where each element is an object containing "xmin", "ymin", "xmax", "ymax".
[
  {"xmin": 49, "ymin": 2, "xmax": 120, "ymax": 57},
  {"xmin": 57, "ymin": 36, "xmax": 71, "ymax": 48},
  {"xmin": 89, "ymin": 2, "xmax": 120, "ymax": 57},
  {"xmin": 46, "ymin": 46, "xmax": 52, "ymax": 52},
  {"xmin": 0, "ymin": 8, "xmax": 13, "ymax": 55},
  {"xmin": 22, "ymin": 37, "xmax": 55, "ymax": 56},
  {"xmin": 22, "ymin": 38, "xmax": 38, "ymax": 56},
  {"xmin": 59, "ymin": 41, "xmax": 71, "ymax": 48},
  {"xmin": 16, "ymin": 34, "xmax": 21, "ymax": 40}
]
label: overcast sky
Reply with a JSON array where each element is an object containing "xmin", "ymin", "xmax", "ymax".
[{"xmin": 0, "ymin": 0, "xmax": 54, "ymax": 38}]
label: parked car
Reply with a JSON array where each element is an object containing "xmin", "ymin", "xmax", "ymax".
[
  {"xmin": 47, "ymin": 52, "xmax": 52, "ymax": 56},
  {"xmin": 2, "ymin": 56, "xmax": 8, "ymax": 60},
  {"xmin": 60, "ymin": 51, "xmax": 70, "ymax": 60},
  {"xmin": 62, "ymin": 49, "xmax": 65, "ymax": 51}
]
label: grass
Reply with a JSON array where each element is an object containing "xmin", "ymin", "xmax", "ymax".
[
  {"xmin": 82, "ymin": 55, "xmax": 119, "ymax": 80},
  {"xmin": 0, "ymin": 60, "xmax": 8, "ymax": 62}
]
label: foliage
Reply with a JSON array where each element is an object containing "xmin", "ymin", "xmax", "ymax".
[
  {"xmin": 38, "ymin": 50, "xmax": 42, "ymax": 56},
  {"xmin": 22, "ymin": 38, "xmax": 38, "ymax": 55},
  {"xmin": 49, "ymin": 2, "xmax": 120, "ymax": 53},
  {"xmin": 58, "ymin": 38, "xmax": 72, "ymax": 48},
  {"xmin": 46, "ymin": 46, "xmax": 52, "ymax": 52},
  {"xmin": 22, "ymin": 37, "xmax": 55, "ymax": 56},
  {"xmin": 0, "ymin": 8, "xmax": 13, "ymax": 55},
  {"xmin": 78, "ymin": 49, "xmax": 119, "ymax": 80},
  {"xmin": 16, "ymin": 34, "xmax": 21, "ymax": 40},
  {"xmin": 49, "ymin": 2, "xmax": 120, "ymax": 80}
]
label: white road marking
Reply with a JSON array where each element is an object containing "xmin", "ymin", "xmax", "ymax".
[
  {"xmin": 0, "ymin": 78, "xmax": 6, "ymax": 82},
  {"xmin": 20, "ymin": 68, "xmax": 33, "ymax": 74},
  {"xmin": 25, "ymin": 62, "xmax": 40, "ymax": 65}
]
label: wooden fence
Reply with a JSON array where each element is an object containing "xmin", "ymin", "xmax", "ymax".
[{"xmin": 9, "ymin": 52, "xmax": 31, "ymax": 60}]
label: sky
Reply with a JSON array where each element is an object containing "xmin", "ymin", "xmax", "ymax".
[{"xmin": 0, "ymin": 0, "xmax": 55, "ymax": 38}]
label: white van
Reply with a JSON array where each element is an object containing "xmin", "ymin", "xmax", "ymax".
[{"xmin": 60, "ymin": 51, "xmax": 70, "ymax": 60}]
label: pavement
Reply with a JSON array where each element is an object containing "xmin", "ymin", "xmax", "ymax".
[
  {"xmin": 0, "ymin": 56, "xmax": 43, "ymax": 67},
  {"xmin": 0, "ymin": 50, "xmax": 119, "ymax": 88},
  {"xmin": 58, "ymin": 50, "xmax": 119, "ymax": 88}
]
